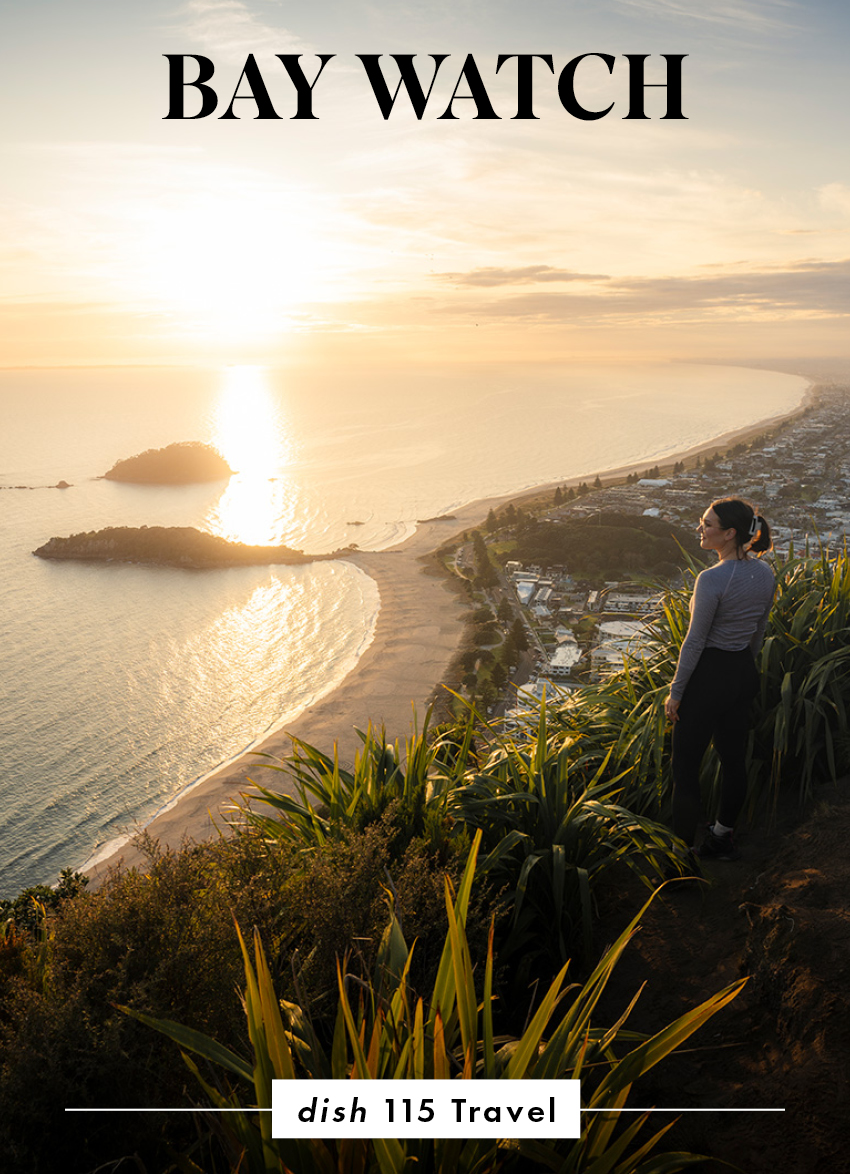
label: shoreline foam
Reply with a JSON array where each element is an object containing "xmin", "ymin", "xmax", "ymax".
[{"xmin": 83, "ymin": 375, "xmax": 815, "ymax": 886}]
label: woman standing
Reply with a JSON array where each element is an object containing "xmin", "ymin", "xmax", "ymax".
[{"xmin": 664, "ymin": 498, "xmax": 775, "ymax": 862}]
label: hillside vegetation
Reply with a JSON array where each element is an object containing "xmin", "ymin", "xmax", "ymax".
[
  {"xmin": 510, "ymin": 511, "xmax": 702, "ymax": 577},
  {"xmin": 1, "ymin": 547, "xmax": 848, "ymax": 1173}
]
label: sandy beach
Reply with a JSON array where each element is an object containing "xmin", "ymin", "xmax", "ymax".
[
  {"xmin": 84, "ymin": 504, "xmax": 487, "ymax": 884},
  {"xmin": 84, "ymin": 382, "xmax": 815, "ymax": 886}
]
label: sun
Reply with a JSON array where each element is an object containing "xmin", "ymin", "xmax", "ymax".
[{"xmin": 132, "ymin": 180, "xmax": 342, "ymax": 344}]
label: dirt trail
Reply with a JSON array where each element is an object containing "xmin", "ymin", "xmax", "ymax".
[{"xmin": 594, "ymin": 782, "xmax": 850, "ymax": 1173}]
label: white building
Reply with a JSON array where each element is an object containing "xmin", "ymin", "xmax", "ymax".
[
  {"xmin": 602, "ymin": 591, "xmax": 660, "ymax": 615},
  {"xmin": 504, "ymin": 678, "xmax": 573, "ymax": 729},
  {"xmin": 590, "ymin": 620, "xmax": 648, "ymax": 675},
  {"xmin": 545, "ymin": 636, "xmax": 581, "ymax": 678},
  {"xmin": 515, "ymin": 581, "xmax": 537, "ymax": 606}
]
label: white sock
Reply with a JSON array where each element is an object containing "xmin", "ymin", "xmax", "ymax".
[{"xmin": 712, "ymin": 821, "xmax": 734, "ymax": 837}]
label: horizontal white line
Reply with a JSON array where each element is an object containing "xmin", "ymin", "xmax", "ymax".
[
  {"xmin": 66, "ymin": 1107, "xmax": 786, "ymax": 1114},
  {"xmin": 583, "ymin": 1108, "xmax": 785, "ymax": 1113}
]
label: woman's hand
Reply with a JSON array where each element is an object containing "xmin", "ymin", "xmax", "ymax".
[{"xmin": 665, "ymin": 695, "xmax": 680, "ymax": 723}]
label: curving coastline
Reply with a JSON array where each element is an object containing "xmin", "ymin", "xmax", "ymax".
[{"xmin": 83, "ymin": 377, "xmax": 816, "ymax": 886}]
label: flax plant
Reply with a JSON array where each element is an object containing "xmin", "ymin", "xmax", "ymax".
[
  {"xmin": 518, "ymin": 577, "xmax": 692, "ymax": 824},
  {"xmin": 123, "ymin": 832, "xmax": 741, "ymax": 1174},
  {"xmin": 751, "ymin": 543, "xmax": 850, "ymax": 805},
  {"xmin": 241, "ymin": 710, "xmax": 474, "ymax": 855},
  {"xmin": 448, "ymin": 701, "xmax": 682, "ymax": 967}
]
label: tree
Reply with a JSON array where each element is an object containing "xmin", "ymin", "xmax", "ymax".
[
  {"xmin": 479, "ymin": 679, "xmax": 497, "ymax": 710},
  {"xmin": 510, "ymin": 617, "xmax": 529, "ymax": 653},
  {"xmin": 593, "ymin": 475, "xmax": 602, "ymax": 489},
  {"xmin": 471, "ymin": 530, "xmax": 498, "ymax": 588},
  {"xmin": 474, "ymin": 562, "xmax": 498, "ymax": 589},
  {"xmin": 554, "ymin": 486, "xmax": 563, "ymax": 506}
]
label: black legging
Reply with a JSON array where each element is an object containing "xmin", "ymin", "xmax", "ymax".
[{"xmin": 671, "ymin": 647, "xmax": 759, "ymax": 845}]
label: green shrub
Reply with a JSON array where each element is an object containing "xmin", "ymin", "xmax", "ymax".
[
  {"xmin": 244, "ymin": 715, "xmax": 468, "ymax": 861},
  {"xmin": 447, "ymin": 703, "xmax": 680, "ymax": 972},
  {"xmin": 125, "ymin": 833, "xmax": 740, "ymax": 1174},
  {"xmin": 0, "ymin": 822, "xmax": 481, "ymax": 1174},
  {"xmin": 0, "ymin": 869, "xmax": 89, "ymax": 933}
]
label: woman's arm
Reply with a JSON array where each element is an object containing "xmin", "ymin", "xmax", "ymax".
[{"xmin": 669, "ymin": 570, "xmax": 722, "ymax": 703}]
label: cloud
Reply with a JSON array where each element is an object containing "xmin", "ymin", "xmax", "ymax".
[
  {"xmin": 435, "ymin": 265, "xmax": 611, "ymax": 286},
  {"xmin": 611, "ymin": 0, "xmax": 800, "ymax": 35},
  {"xmin": 429, "ymin": 258, "xmax": 850, "ymax": 324},
  {"xmin": 170, "ymin": 0, "xmax": 309, "ymax": 63}
]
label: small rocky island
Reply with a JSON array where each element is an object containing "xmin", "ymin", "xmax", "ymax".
[
  {"xmin": 102, "ymin": 442, "xmax": 233, "ymax": 484},
  {"xmin": 34, "ymin": 526, "xmax": 346, "ymax": 569},
  {"xmin": 1, "ymin": 480, "xmax": 72, "ymax": 491}
]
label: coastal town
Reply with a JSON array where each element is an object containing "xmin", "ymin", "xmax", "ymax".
[{"xmin": 447, "ymin": 381, "xmax": 850, "ymax": 718}]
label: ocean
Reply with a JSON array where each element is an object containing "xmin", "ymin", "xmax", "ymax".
[{"xmin": 0, "ymin": 361, "xmax": 808, "ymax": 897}]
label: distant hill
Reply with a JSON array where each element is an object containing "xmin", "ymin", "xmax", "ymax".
[
  {"xmin": 33, "ymin": 526, "xmax": 343, "ymax": 569},
  {"xmin": 510, "ymin": 510, "xmax": 702, "ymax": 577},
  {"xmin": 102, "ymin": 442, "xmax": 233, "ymax": 484}
]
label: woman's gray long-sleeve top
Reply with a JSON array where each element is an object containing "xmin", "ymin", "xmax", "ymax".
[{"xmin": 669, "ymin": 557, "xmax": 776, "ymax": 701}]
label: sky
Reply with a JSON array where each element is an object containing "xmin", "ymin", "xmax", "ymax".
[{"xmin": 1, "ymin": 0, "xmax": 848, "ymax": 367}]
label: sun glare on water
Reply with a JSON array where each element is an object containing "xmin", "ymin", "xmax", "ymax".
[{"xmin": 207, "ymin": 367, "xmax": 295, "ymax": 547}]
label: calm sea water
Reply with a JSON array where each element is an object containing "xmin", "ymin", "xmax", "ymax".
[{"xmin": 0, "ymin": 362, "xmax": 808, "ymax": 896}]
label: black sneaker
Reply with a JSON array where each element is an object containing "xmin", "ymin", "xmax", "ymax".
[{"xmin": 698, "ymin": 824, "xmax": 740, "ymax": 861}]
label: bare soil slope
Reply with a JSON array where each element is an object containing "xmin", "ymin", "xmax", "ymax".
[{"xmin": 596, "ymin": 783, "xmax": 850, "ymax": 1174}]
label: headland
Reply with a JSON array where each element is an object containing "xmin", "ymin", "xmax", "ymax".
[{"xmin": 33, "ymin": 525, "xmax": 345, "ymax": 569}]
